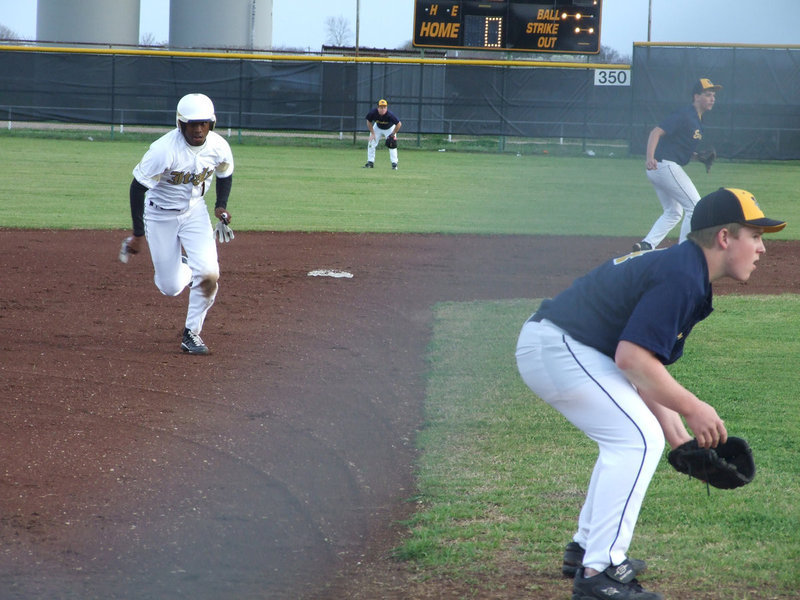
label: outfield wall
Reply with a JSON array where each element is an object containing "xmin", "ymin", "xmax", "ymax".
[{"xmin": 1, "ymin": 44, "xmax": 798, "ymax": 159}]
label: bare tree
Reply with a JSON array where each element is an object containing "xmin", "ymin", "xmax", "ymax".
[
  {"xmin": 140, "ymin": 32, "xmax": 167, "ymax": 47},
  {"xmin": 324, "ymin": 15, "xmax": 353, "ymax": 47},
  {"xmin": 590, "ymin": 45, "xmax": 631, "ymax": 65},
  {"xmin": 0, "ymin": 23, "xmax": 19, "ymax": 40}
]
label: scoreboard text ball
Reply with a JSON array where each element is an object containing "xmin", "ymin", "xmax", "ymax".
[{"xmin": 413, "ymin": 1, "xmax": 602, "ymax": 54}]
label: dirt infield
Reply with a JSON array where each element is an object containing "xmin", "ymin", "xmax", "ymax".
[{"xmin": 1, "ymin": 230, "xmax": 796, "ymax": 600}]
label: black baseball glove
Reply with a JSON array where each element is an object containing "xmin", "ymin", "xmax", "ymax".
[
  {"xmin": 696, "ymin": 147, "xmax": 716, "ymax": 173},
  {"xmin": 385, "ymin": 134, "xmax": 397, "ymax": 149},
  {"xmin": 668, "ymin": 436, "xmax": 755, "ymax": 490}
]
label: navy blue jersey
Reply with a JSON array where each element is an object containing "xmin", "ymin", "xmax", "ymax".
[
  {"xmin": 366, "ymin": 108, "xmax": 400, "ymax": 130},
  {"xmin": 654, "ymin": 104, "xmax": 703, "ymax": 166},
  {"xmin": 533, "ymin": 241, "xmax": 713, "ymax": 365}
]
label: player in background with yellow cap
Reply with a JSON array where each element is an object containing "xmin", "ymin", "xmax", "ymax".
[
  {"xmin": 633, "ymin": 78, "xmax": 723, "ymax": 252},
  {"xmin": 364, "ymin": 98, "xmax": 402, "ymax": 170}
]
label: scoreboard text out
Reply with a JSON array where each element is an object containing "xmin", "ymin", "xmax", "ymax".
[{"xmin": 414, "ymin": 1, "xmax": 602, "ymax": 54}]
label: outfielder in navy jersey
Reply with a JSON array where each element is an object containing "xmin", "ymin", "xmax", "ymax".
[
  {"xmin": 633, "ymin": 78, "xmax": 722, "ymax": 252},
  {"xmin": 363, "ymin": 98, "xmax": 402, "ymax": 170},
  {"xmin": 516, "ymin": 188, "xmax": 785, "ymax": 600}
]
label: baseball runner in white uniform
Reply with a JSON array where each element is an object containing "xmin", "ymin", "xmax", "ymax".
[{"xmin": 120, "ymin": 93, "xmax": 235, "ymax": 355}]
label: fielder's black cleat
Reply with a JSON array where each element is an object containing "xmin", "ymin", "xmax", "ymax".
[
  {"xmin": 572, "ymin": 565, "xmax": 661, "ymax": 600},
  {"xmin": 391, "ymin": 162, "xmax": 398, "ymax": 170},
  {"xmin": 363, "ymin": 161, "xmax": 374, "ymax": 168},
  {"xmin": 562, "ymin": 541, "xmax": 585, "ymax": 577},
  {"xmin": 562, "ymin": 543, "xmax": 647, "ymax": 579},
  {"xmin": 632, "ymin": 241, "xmax": 653, "ymax": 252},
  {"xmin": 181, "ymin": 328, "xmax": 209, "ymax": 355}
]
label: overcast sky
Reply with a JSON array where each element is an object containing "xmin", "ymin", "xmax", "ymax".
[{"xmin": 1, "ymin": 0, "xmax": 799, "ymax": 56}]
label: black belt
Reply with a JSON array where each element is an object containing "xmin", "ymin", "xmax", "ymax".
[{"xmin": 149, "ymin": 200, "xmax": 181, "ymax": 212}]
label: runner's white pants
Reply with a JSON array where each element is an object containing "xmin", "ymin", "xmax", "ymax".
[
  {"xmin": 367, "ymin": 124, "xmax": 398, "ymax": 164},
  {"xmin": 644, "ymin": 160, "xmax": 701, "ymax": 247},
  {"xmin": 515, "ymin": 318, "xmax": 664, "ymax": 572},
  {"xmin": 144, "ymin": 200, "xmax": 219, "ymax": 334}
]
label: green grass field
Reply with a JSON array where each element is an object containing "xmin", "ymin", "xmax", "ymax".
[
  {"xmin": 1, "ymin": 134, "xmax": 798, "ymax": 237},
  {"xmin": 3, "ymin": 133, "xmax": 799, "ymax": 597},
  {"xmin": 408, "ymin": 298, "xmax": 800, "ymax": 597}
]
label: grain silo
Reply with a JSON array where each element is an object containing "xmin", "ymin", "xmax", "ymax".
[
  {"xmin": 169, "ymin": 0, "xmax": 273, "ymax": 50},
  {"xmin": 36, "ymin": 0, "xmax": 140, "ymax": 46}
]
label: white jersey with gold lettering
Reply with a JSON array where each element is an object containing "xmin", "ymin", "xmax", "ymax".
[{"xmin": 133, "ymin": 128, "xmax": 233, "ymax": 210}]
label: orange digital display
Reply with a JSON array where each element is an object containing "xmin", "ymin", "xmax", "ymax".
[{"xmin": 413, "ymin": 1, "xmax": 601, "ymax": 54}]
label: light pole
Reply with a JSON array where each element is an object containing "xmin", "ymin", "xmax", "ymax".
[
  {"xmin": 355, "ymin": 0, "xmax": 360, "ymax": 56},
  {"xmin": 353, "ymin": 0, "xmax": 361, "ymax": 145},
  {"xmin": 647, "ymin": 0, "xmax": 652, "ymax": 42}
]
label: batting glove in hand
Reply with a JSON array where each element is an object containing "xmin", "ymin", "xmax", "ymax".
[{"xmin": 214, "ymin": 221, "xmax": 235, "ymax": 243}]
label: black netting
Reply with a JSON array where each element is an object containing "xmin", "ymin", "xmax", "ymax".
[
  {"xmin": 631, "ymin": 45, "xmax": 800, "ymax": 159},
  {"xmin": 1, "ymin": 45, "xmax": 798, "ymax": 158}
]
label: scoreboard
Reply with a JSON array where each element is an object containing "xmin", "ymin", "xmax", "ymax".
[{"xmin": 413, "ymin": 1, "xmax": 602, "ymax": 54}]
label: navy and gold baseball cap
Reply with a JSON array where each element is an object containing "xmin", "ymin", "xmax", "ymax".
[
  {"xmin": 693, "ymin": 78, "xmax": 722, "ymax": 94},
  {"xmin": 377, "ymin": 99, "xmax": 388, "ymax": 106},
  {"xmin": 691, "ymin": 188, "xmax": 786, "ymax": 233}
]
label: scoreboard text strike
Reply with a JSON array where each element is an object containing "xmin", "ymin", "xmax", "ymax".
[{"xmin": 413, "ymin": 1, "xmax": 602, "ymax": 54}]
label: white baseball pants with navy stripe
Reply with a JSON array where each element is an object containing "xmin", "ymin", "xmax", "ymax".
[
  {"xmin": 515, "ymin": 318, "xmax": 664, "ymax": 572},
  {"xmin": 367, "ymin": 124, "xmax": 398, "ymax": 164},
  {"xmin": 643, "ymin": 160, "xmax": 701, "ymax": 247}
]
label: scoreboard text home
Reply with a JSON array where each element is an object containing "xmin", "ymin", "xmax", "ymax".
[{"xmin": 413, "ymin": 1, "xmax": 602, "ymax": 54}]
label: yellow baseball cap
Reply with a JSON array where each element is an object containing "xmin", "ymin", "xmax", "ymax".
[
  {"xmin": 693, "ymin": 78, "xmax": 722, "ymax": 94},
  {"xmin": 377, "ymin": 99, "xmax": 388, "ymax": 106},
  {"xmin": 691, "ymin": 188, "xmax": 786, "ymax": 233}
]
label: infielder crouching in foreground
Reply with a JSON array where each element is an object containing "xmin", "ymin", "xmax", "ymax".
[
  {"xmin": 120, "ymin": 93, "xmax": 235, "ymax": 355},
  {"xmin": 516, "ymin": 188, "xmax": 785, "ymax": 599}
]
